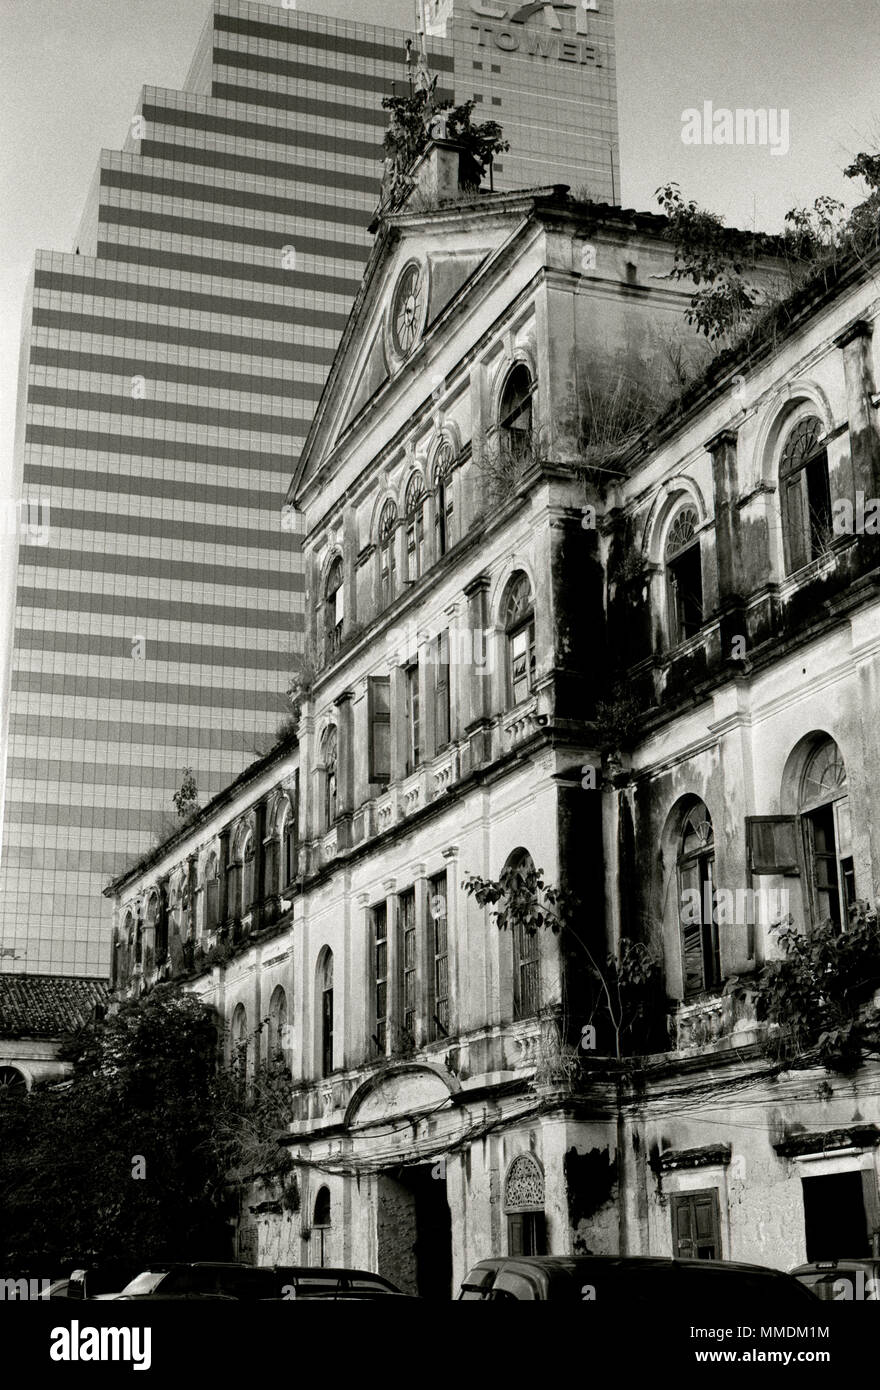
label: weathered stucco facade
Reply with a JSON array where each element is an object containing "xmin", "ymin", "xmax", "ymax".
[{"xmin": 107, "ymin": 150, "xmax": 880, "ymax": 1293}]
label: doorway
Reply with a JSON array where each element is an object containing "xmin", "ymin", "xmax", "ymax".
[
  {"xmin": 802, "ymin": 1171, "xmax": 870, "ymax": 1260},
  {"xmin": 377, "ymin": 1164, "xmax": 452, "ymax": 1299}
]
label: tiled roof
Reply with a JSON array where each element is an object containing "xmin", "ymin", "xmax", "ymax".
[{"xmin": 0, "ymin": 974, "xmax": 110, "ymax": 1038}]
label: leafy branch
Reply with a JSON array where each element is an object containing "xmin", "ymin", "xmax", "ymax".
[
  {"xmin": 462, "ymin": 861, "xmax": 664, "ymax": 1059},
  {"xmin": 752, "ymin": 900, "xmax": 880, "ymax": 1072}
]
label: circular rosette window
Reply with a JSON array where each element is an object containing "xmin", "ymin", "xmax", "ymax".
[{"xmin": 390, "ymin": 260, "xmax": 426, "ymax": 360}]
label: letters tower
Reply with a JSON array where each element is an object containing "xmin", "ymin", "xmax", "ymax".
[{"xmin": 422, "ymin": 0, "xmax": 620, "ymax": 199}]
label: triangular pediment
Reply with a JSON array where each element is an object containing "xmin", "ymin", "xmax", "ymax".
[
  {"xmin": 291, "ymin": 196, "xmax": 539, "ymax": 496},
  {"xmin": 344, "ymin": 243, "xmax": 488, "ymax": 425}
]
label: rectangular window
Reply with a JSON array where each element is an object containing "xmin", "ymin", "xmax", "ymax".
[
  {"xmin": 406, "ymin": 513, "xmax": 424, "ymax": 581},
  {"xmin": 372, "ymin": 902, "xmax": 388, "ymax": 1054},
  {"xmin": 668, "ymin": 546, "xmax": 703, "ymax": 643},
  {"xmin": 381, "ymin": 538, "xmax": 396, "ymax": 608},
  {"xmin": 513, "ymin": 919, "xmax": 539, "ymax": 1020},
  {"xmin": 434, "ymin": 632, "xmax": 450, "ymax": 750},
  {"xmin": 802, "ymin": 1171, "xmax": 871, "ymax": 1261},
  {"xmin": 405, "ymin": 662, "xmax": 420, "ymax": 774},
  {"xmin": 671, "ymin": 1190, "xmax": 721, "ymax": 1260},
  {"xmin": 205, "ymin": 875, "xmax": 219, "ymax": 931},
  {"xmin": 507, "ymin": 1212, "xmax": 547, "ymax": 1257},
  {"xmin": 242, "ymin": 852, "xmax": 254, "ymax": 912},
  {"xmin": 508, "ymin": 623, "xmax": 535, "ymax": 706},
  {"xmin": 399, "ymin": 888, "xmax": 416, "ymax": 1044},
  {"xmin": 747, "ymin": 806, "xmax": 856, "ymax": 934},
  {"xmin": 429, "ymin": 871, "xmax": 449, "ymax": 1040},
  {"xmin": 679, "ymin": 851, "xmax": 720, "ymax": 997},
  {"xmin": 368, "ymin": 676, "xmax": 391, "ymax": 784},
  {"xmin": 262, "ymin": 838, "xmax": 278, "ymax": 898}
]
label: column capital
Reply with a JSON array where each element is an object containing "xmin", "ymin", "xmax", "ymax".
[
  {"xmin": 463, "ymin": 572, "xmax": 491, "ymax": 599},
  {"xmin": 834, "ymin": 317, "xmax": 874, "ymax": 350},
  {"xmin": 704, "ymin": 425, "xmax": 739, "ymax": 453}
]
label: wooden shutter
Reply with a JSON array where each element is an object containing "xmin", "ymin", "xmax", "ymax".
[
  {"xmin": 678, "ymin": 859, "xmax": 706, "ymax": 996},
  {"xmin": 435, "ymin": 631, "xmax": 450, "ymax": 749},
  {"xmin": 746, "ymin": 816, "xmax": 801, "ymax": 874},
  {"xmin": 368, "ymin": 677, "xmax": 390, "ymax": 784},
  {"xmin": 672, "ymin": 1190, "xmax": 721, "ymax": 1260},
  {"xmin": 785, "ymin": 473, "xmax": 809, "ymax": 571}
]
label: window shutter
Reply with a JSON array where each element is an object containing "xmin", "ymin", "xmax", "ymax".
[
  {"xmin": 681, "ymin": 922, "xmax": 705, "ymax": 995},
  {"xmin": 507, "ymin": 1213, "xmax": 524, "ymax": 1256},
  {"xmin": 435, "ymin": 631, "xmax": 450, "ymax": 749},
  {"xmin": 785, "ymin": 474, "xmax": 808, "ymax": 571},
  {"xmin": 746, "ymin": 816, "xmax": 801, "ymax": 874},
  {"xmin": 368, "ymin": 677, "xmax": 390, "ymax": 784},
  {"xmin": 672, "ymin": 1191, "xmax": 720, "ymax": 1260}
]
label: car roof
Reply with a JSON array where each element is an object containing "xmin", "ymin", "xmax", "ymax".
[
  {"xmin": 791, "ymin": 1258, "xmax": 880, "ymax": 1273},
  {"xmin": 274, "ymin": 1266, "xmax": 390, "ymax": 1278},
  {"xmin": 464, "ymin": 1255, "xmax": 794, "ymax": 1277}
]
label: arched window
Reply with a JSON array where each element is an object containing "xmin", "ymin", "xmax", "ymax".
[
  {"xmin": 504, "ymin": 1154, "xmax": 546, "ymax": 1256},
  {"xmin": 503, "ymin": 572, "xmax": 535, "ymax": 707},
  {"xmin": 323, "ymin": 555, "xmax": 344, "ymax": 658},
  {"xmin": 231, "ymin": 1003, "xmax": 248, "ymax": 1092},
  {"xmin": 780, "ymin": 415, "xmax": 833, "ymax": 573},
  {"xmin": 378, "ymin": 500, "xmax": 397, "ymax": 609},
  {"xmin": 268, "ymin": 985, "xmax": 288, "ymax": 1066},
  {"xmin": 665, "ymin": 505, "xmax": 703, "ymax": 645},
  {"xmin": 313, "ymin": 1186, "xmax": 331, "ymax": 1267},
  {"xmin": 319, "ymin": 950, "xmax": 334, "ymax": 1077},
  {"xmin": 0, "ymin": 1066, "xmax": 27, "ymax": 1096},
  {"xmin": 502, "ymin": 849, "xmax": 540, "ymax": 1020},
  {"xmin": 499, "ymin": 363, "xmax": 534, "ymax": 463},
  {"xmin": 204, "ymin": 853, "xmax": 220, "ymax": 932},
  {"xmin": 227, "ymin": 850, "xmax": 241, "ymax": 920},
  {"xmin": 262, "ymin": 824, "xmax": 279, "ymax": 901},
  {"xmin": 241, "ymin": 833, "xmax": 255, "ymax": 914},
  {"xmin": 281, "ymin": 801, "xmax": 297, "ymax": 887},
  {"xmin": 322, "ymin": 727, "xmax": 338, "ymax": 829},
  {"xmin": 116, "ymin": 912, "xmax": 134, "ymax": 986},
  {"xmin": 677, "ymin": 800, "xmax": 720, "ymax": 997},
  {"xmin": 433, "ymin": 440, "xmax": 455, "ymax": 558},
  {"xmin": 798, "ymin": 737, "xmax": 852, "ymax": 927},
  {"xmin": 152, "ymin": 887, "xmax": 168, "ymax": 963},
  {"xmin": 404, "ymin": 474, "xmax": 426, "ymax": 582}
]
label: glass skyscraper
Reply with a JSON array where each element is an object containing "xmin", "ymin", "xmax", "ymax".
[{"xmin": 1, "ymin": 0, "xmax": 619, "ymax": 976}]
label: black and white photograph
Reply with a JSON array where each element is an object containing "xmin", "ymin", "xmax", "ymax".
[{"xmin": 0, "ymin": 0, "xmax": 878, "ymax": 1371}]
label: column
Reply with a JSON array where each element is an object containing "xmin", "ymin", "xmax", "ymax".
[{"xmin": 835, "ymin": 318, "xmax": 880, "ymax": 498}]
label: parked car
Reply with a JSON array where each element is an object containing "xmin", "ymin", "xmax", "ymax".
[
  {"xmin": 67, "ymin": 1263, "xmax": 146, "ymax": 1300},
  {"xmin": 790, "ymin": 1257, "xmax": 880, "ymax": 1301},
  {"xmin": 458, "ymin": 1255, "xmax": 820, "ymax": 1304},
  {"xmin": 273, "ymin": 1267, "xmax": 408, "ymax": 1300},
  {"xmin": 116, "ymin": 1262, "xmax": 277, "ymax": 1301}
]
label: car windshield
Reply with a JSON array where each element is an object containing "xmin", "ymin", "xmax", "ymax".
[{"xmin": 120, "ymin": 1271, "xmax": 168, "ymax": 1296}]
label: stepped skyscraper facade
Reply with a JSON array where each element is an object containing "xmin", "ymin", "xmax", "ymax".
[{"xmin": 2, "ymin": 0, "xmax": 619, "ymax": 975}]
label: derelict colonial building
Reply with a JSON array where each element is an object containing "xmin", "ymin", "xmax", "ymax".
[{"xmin": 106, "ymin": 146, "xmax": 880, "ymax": 1292}]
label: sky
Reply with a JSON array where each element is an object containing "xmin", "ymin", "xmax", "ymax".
[{"xmin": 0, "ymin": 0, "xmax": 878, "ymax": 472}]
